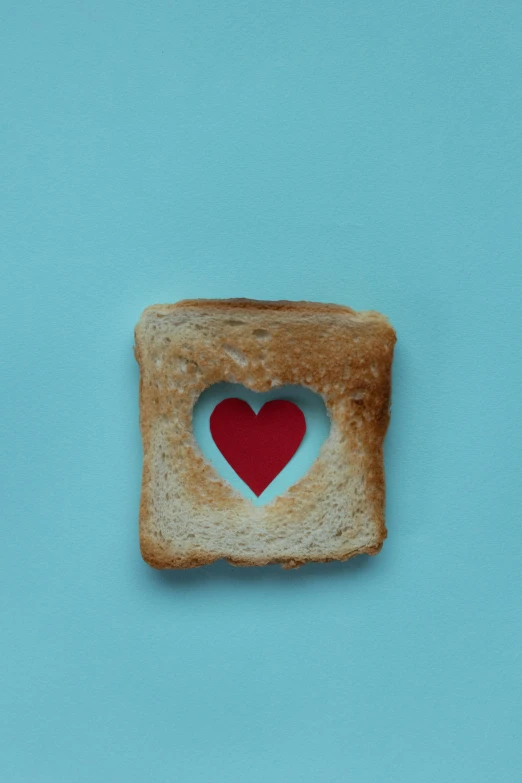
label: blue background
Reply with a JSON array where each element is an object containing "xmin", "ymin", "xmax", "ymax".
[{"xmin": 1, "ymin": 2, "xmax": 521, "ymax": 781}]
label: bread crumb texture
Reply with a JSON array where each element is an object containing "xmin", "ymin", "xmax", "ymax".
[{"xmin": 134, "ymin": 298, "xmax": 396, "ymax": 569}]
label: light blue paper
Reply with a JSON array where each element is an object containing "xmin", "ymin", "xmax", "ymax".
[{"xmin": 2, "ymin": 1, "xmax": 521, "ymax": 781}]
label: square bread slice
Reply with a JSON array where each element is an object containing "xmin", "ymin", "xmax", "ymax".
[{"xmin": 134, "ymin": 298, "xmax": 396, "ymax": 569}]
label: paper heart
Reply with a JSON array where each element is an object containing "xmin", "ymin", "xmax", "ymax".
[{"xmin": 210, "ymin": 398, "xmax": 306, "ymax": 496}]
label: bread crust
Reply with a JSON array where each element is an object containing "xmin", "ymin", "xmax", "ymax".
[{"xmin": 135, "ymin": 298, "xmax": 396, "ymax": 569}]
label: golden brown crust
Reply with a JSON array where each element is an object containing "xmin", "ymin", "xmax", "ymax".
[
  {"xmin": 141, "ymin": 297, "xmax": 392, "ymax": 323},
  {"xmin": 161, "ymin": 298, "xmax": 358, "ymax": 314},
  {"xmin": 140, "ymin": 536, "xmax": 384, "ymax": 570},
  {"xmin": 135, "ymin": 298, "xmax": 396, "ymax": 570}
]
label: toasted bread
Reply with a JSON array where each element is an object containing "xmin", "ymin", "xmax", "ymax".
[{"xmin": 134, "ymin": 298, "xmax": 396, "ymax": 569}]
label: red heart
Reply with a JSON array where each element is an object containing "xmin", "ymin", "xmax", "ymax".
[{"xmin": 210, "ymin": 398, "xmax": 306, "ymax": 496}]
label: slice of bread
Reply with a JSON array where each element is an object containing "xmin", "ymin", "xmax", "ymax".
[{"xmin": 134, "ymin": 298, "xmax": 396, "ymax": 569}]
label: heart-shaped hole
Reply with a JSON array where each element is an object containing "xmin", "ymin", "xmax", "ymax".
[
  {"xmin": 193, "ymin": 383, "xmax": 330, "ymax": 505},
  {"xmin": 210, "ymin": 398, "xmax": 307, "ymax": 496}
]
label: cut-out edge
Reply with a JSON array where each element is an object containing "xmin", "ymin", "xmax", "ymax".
[{"xmin": 192, "ymin": 383, "xmax": 331, "ymax": 506}]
